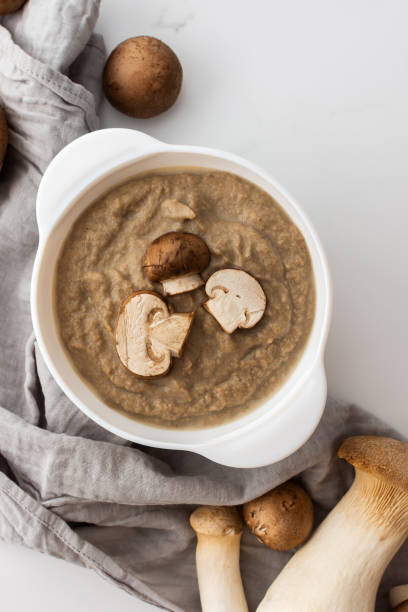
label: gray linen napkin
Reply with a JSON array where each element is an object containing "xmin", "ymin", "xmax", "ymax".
[{"xmin": 0, "ymin": 2, "xmax": 406, "ymax": 611}]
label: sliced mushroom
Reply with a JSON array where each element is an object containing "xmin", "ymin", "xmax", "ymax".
[
  {"xmin": 203, "ymin": 269, "xmax": 266, "ymax": 334},
  {"xmin": 161, "ymin": 198, "xmax": 196, "ymax": 220},
  {"xmin": 142, "ymin": 232, "xmax": 210, "ymax": 295},
  {"xmin": 115, "ymin": 290, "xmax": 194, "ymax": 378}
]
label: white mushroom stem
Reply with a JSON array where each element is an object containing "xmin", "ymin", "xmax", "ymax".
[
  {"xmin": 204, "ymin": 269, "xmax": 266, "ymax": 334},
  {"xmin": 257, "ymin": 469, "xmax": 408, "ymax": 612},
  {"xmin": 190, "ymin": 506, "xmax": 248, "ymax": 612},
  {"xmin": 150, "ymin": 312, "xmax": 194, "ymax": 357},
  {"xmin": 390, "ymin": 586, "xmax": 408, "ymax": 609},
  {"xmin": 162, "ymin": 272, "xmax": 204, "ymax": 296}
]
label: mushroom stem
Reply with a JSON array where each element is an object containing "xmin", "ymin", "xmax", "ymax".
[
  {"xmin": 257, "ymin": 442, "xmax": 408, "ymax": 612},
  {"xmin": 190, "ymin": 506, "xmax": 248, "ymax": 612},
  {"xmin": 149, "ymin": 312, "xmax": 194, "ymax": 357},
  {"xmin": 162, "ymin": 272, "xmax": 204, "ymax": 296}
]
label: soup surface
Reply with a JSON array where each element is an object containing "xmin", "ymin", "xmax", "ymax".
[{"xmin": 55, "ymin": 170, "xmax": 315, "ymax": 428}]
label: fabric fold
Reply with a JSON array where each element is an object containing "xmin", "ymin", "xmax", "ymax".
[{"xmin": 0, "ymin": 2, "xmax": 406, "ymax": 611}]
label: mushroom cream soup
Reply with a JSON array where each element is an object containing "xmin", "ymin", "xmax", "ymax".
[{"xmin": 54, "ymin": 170, "xmax": 315, "ymax": 428}]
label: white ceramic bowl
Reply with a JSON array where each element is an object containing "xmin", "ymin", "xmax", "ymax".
[{"xmin": 31, "ymin": 128, "xmax": 332, "ymax": 468}]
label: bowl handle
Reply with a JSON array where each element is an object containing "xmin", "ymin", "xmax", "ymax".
[
  {"xmin": 36, "ymin": 128, "xmax": 161, "ymax": 239},
  {"xmin": 199, "ymin": 364, "xmax": 327, "ymax": 468}
]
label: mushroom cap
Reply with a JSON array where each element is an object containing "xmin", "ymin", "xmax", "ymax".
[
  {"xmin": 0, "ymin": 106, "xmax": 8, "ymax": 168},
  {"xmin": 143, "ymin": 232, "xmax": 210, "ymax": 282},
  {"xmin": 0, "ymin": 0, "xmax": 26, "ymax": 15},
  {"xmin": 190, "ymin": 506, "xmax": 243, "ymax": 537},
  {"xmin": 243, "ymin": 481, "xmax": 314, "ymax": 551},
  {"xmin": 394, "ymin": 603, "xmax": 408, "ymax": 612},
  {"xmin": 103, "ymin": 36, "xmax": 182, "ymax": 119},
  {"xmin": 338, "ymin": 436, "xmax": 408, "ymax": 493}
]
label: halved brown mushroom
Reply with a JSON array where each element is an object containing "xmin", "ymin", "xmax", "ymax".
[
  {"xmin": 142, "ymin": 232, "xmax": 210, "ymax": 295},
  {"xmin": 115, "ymin": 290, "xmax": 194, "ymax": 378},
  {"xmin": 204, "ymin": 269, "xmax": 266, "ymax": 334}
]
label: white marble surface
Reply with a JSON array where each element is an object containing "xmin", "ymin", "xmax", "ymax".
[{"xmin": 2, "ymin": 0, "xmax": 408, "ymax": 610}]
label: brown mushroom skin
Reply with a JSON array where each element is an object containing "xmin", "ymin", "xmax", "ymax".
[
  {"xmin": 243, "ymin": 481, "xmax": 314, "ymax": 551},
  {"xmin": 0, "ymin": 0, "xmax": 26, "ymax": 14},
  {"xmin": 103, "ymin": 36, "xmax": 183, "ymax": 118},
  {"xmin": 394, "ymin": 603, "xmax": 408, "ymax": 612},
  {"xmin": 0, "ymin": 106, "xmax": 8, "ymax": 170},
  {"xmin": 143, "ymin": 231, "xmax": 210, "ymax": 291}
]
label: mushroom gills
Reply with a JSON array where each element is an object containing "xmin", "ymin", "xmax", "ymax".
[
  {"xmin": 257, "ymin": 436, "xmax": 408, "ymax": 612},
  {"xmin": 162, "ymin": 272, "xmax": 204, "ymax": 296}
]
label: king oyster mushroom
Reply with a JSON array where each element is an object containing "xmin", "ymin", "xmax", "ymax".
[
  {"xmin": 115, "ymin": 290, "xmax": 194, "ymax": 378},
  {"xmin": 203, "ymin": 269, "xmax": 266, "ymax": 334},
  {"xmin": 190, "ymin": 506, "xmax": 248, "ymax": 612},
  {"xmin": 142, "ymin": 232, "xmax": 211, "ymax": 295},
  {"xmin": 257, "ymin": 436, "xmax": 408, "ymax": 612}
]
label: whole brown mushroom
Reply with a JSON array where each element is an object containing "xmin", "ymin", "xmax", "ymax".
[
  {"xmin": 103, "ymin": 36, "xmax": 183, "ymax": 118},
  {"xmin": 243, "ymin": 480, "xmax": 314, "ymax": 551},
  {"xmin": 0, "ymin": 0, "xmax": 26, "ymax": 15},
  {"xmin": 143, "ymin": 231, "xmax": 211, "ymax": 295},
  {"xmin": 0, "ymin": 106, "xmax": 8, "ymax": 170}
]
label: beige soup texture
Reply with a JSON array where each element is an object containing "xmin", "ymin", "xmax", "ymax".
[{"xmin": 55, "ymin": 170, "xmax": 315, "ymax": 428}]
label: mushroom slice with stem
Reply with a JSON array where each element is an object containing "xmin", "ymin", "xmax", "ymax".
[
  {"xmin": 190, "ymin": 506, "xmax": 248, "ymax": 612},
  {"xmin": 142, "ymin": 232, "xmax": 211, "ymax": 295},
  {"xmin": 390, "ymin": 586, "xmax": 408, "ymax": 610},
  {"xmin": 115, "ymin": 290, "xmax": 194, "ymax": 378},
  {"xmin": 257, "ymin": 436, "xmax": 408, "ymax": 612},
  {"xmin": 243, "ymin": 480, "xmax": 314, "ymax": 551},
  {"xmin": 203, "ymin": 269, "xmax": 266, "ymax": 334}
]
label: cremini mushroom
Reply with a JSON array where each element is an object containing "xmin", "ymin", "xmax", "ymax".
[
  {"xmin": 0, "ymin": 0, "xmax": 26, "ymax": 15},
  {"xmin": 190, "ymin": 506, "xmax": 248, "ymax": 612},
  {"xmin": 390, "ymin": 585, "xmax": 408, "ymax": 610},
  {"xmin": 115, "ymin": 290, "xmax": 194, "ymax": 378},
  {"xmin": 142, "ymin": 232, "xmax": 210, "ymax": 295},
  {"xmin": 203, "ymin": 269, "xmax": 266, "ymax": 334},
  {"xmin": 103, "ymin": 36, "xmax": 182, "ymax": 119},
  {"xmin": 0, "ymin": 105, "xmax": 8, "ymax": 170},
  {"xmin": 257, "ymin": 436, "xmax": 408, "ymax": 612},
  {"xmin": 243, "ymin": 481, "xmax": 314, "ymax": 551}
]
